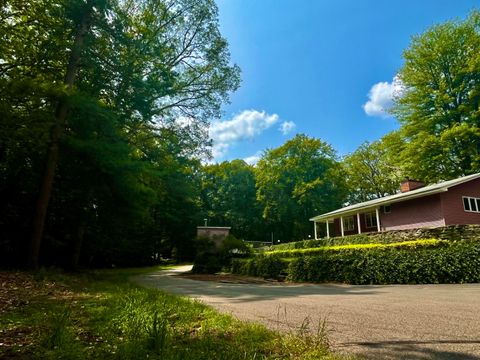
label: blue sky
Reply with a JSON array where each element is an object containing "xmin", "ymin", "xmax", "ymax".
[{"xmin": 209, "ymin": 1, "xmax": 479, "ymax": 164}]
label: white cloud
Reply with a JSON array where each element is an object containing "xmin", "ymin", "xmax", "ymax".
[
  {"xmin": 211, "ymin": 143, "xmax": 230, "ymax": 159},
  {"xmin": 279, "ymin": 120, "xmax": 296, "ymax": 135},
  {"xmin": 209, "ymin": 110, "xmax": 279, "ymax": 160},
  {"xmin": 363, "ymin": 76, "xmax": 404, "ymax": 118},
  {"xmin": 243, "ymin": 151, "xmax": 263, "ymax": 165}
]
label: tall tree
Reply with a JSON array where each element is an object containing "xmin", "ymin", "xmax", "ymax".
[
  {"xmin": 343, "ymin": 133, "xmax": 404, "ymax": 203},
  {"xmin": 393, "ymin": 10, "xmax": 480, "ymax": 183},
  {"xmin": 255, "ymin": 134, "xmax": 347, "ymax": 242},
  {"xmin": 0, "ymin": 0, "xmax": 240, "ymax": 268},
  {"xmin": 200, "ymin": 160, "xmax": 266, "ymax": 242},
  {"xmin": 30, "ymin": 0, "xmax": 105, "ymax": 269}
]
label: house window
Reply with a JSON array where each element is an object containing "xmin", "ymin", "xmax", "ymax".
[
  {"xmin": 383, "ymin": 205, "xmax": 391, "ymax": 214},
  {"xmin": 365, "ymin": 212, "xmax": 378, "ymax": 228},
  {"xmin": 342, "ymin": 216, "xmax": 355, "ymax": 231},
  {"xmin": 463, "ymin": 196, "xmax": 480, "ymax": 213}
]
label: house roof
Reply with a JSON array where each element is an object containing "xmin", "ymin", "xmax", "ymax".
[{"xmin": 310, "ymin": 173, "xmax": 480, "ymax": 222}]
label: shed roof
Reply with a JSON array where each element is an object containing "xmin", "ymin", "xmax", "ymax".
[
  {"xmin": 310, "ymin": 173, "xmax": 480, "ymax": 222},
  {"xmin": 196, "ymin": 226, "xmax": 232, "ymax": 230}
]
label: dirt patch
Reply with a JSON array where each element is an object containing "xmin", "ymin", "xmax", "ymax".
[
  {"xmin": 177, "ymin": 272, "xmax": 280, "ymax": 284},
  {"xmin": 0, "ymin": 272, "xmax": 39, "ymax": 314},
  {"xmin": 0, "ymin": 271, "xmax": 95, "ymax": 358},
  {"xmin": 0, "ymin": 326, "xmax": 35, "ymax": 348},
  {"xmin": 0, "ymin": 271, "xmax": 76, "ymax": 314}
]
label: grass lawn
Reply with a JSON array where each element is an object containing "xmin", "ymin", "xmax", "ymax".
[{"xmin": 0, "ymin": 266, "xmax": 351, "ymax": 359}]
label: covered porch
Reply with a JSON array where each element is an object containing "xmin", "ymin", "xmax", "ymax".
[{"xmin": 312, "ymin": 207, "xmax": 382, "ymax": 239}]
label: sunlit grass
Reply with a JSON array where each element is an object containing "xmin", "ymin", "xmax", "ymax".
[{"xmin": 0, "ymin": 266, "xmax": 352, "ymax": 359}]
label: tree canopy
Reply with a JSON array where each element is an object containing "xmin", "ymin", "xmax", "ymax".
[
  {"xmin": 0, "ymin": 0, "xmax": 239, "ymax": 268},
  {"xmin": 199, "ymin": 160, "xmax": 267, "ymax": 242},
  {"xmin": 393, "ymin": 10, "xmax": 480, "ymax": 183},
  {"xmin": 255, "ymin": 135, "xmax": 347, "ymax": 241},
  {"xmin": 2, "ymin": 4, "xmax": 480, "ymax": 267},
  {"xmin": 343, "ymin": 133, "xmax": 404, "ymax": 203}
]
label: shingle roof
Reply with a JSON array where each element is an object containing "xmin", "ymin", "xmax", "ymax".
[{"xmin": 309, "ymin": 173, "xmax": 480, "ymax": 221}]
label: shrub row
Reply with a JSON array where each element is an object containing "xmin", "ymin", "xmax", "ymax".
[
  {"xmin": 231, "ymin": 255, "xmax": 290, "ymax": 279},
  {"xmin": 264, "ymin": 239, "xmax": 446, "ymax": 258},
  {"xmin": 233, "ymin": 241, "xmax": 480, "ymax": 284},
  {"xmin": 263, "ymin": 234, "xmax": 374, "ymax": 251},
  {"xmin": 264, "ymin": 225, "xmax": 480, "ymax": 251}
]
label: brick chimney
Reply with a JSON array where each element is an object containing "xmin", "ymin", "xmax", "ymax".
[{"xmin": 400, "ymin": 178, "xmax": 425, "ymax": 193}]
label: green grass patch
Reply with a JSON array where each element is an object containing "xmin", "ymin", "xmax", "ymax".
[
  {"xmin": 264, "ymin": 239, "xmax": 446, "ymax": 257},
  {"xmin": 0, "ymin": 266, "xmax": 350, "ymax": 359}
]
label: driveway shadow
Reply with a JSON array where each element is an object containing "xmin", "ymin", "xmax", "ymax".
[
  {"xmin": 133, "ymin": 267, "xmax": 480, "ymax": 360},
  {"xmin": 135, "ymin": 271, "xmax": 384, "ymax": 303},
  {"xmin": 343, "ymin": 339, "xmax": 480, "ymax": 360}
]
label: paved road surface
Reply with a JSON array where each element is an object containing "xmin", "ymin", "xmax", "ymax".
[{"xmin": 133, "ymin": 266, "xmax": 480, "ymax": 360}]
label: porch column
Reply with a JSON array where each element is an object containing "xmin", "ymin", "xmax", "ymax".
[
  {"xmin": 314, "ymin": 221, "xmax": 318, "ymax": 240},
  {"xmin": 376, "ymin": 207, "xmax": 381, "ymax": 232},
  {"xmin": 325, "ymin": 220, "xmax": 330, "ymax": 239},
  {"xmin": 357, "ymin": 212, "xmax": 361, "ymax": 234},
  {"xmin": 340, "ymin": 216, "xmax": 344, "ymax": 237}
]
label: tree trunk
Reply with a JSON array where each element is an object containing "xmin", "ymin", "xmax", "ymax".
[
  {"xmin": 71, "ymin": 188, "xmax": 94, "ymax": 270},
  {"xmin": 28, "ymin": 3, "xmax": 94, "ymax": 269},
  {"xmin": 71, "ymin": 220, "xmax": 87, "ymax": 271}
]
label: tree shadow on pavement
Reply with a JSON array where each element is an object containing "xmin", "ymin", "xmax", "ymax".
[
  {"xmin": 135, "ymin": 272, "xmax": 385, "ymax": 303},
  {"xmin": 341, "ymin": 339, "xmax": 480, "ymax": 360},
  {"xmin": 134, "ymin": 269, "xmax": 480, "ymax": 360}
]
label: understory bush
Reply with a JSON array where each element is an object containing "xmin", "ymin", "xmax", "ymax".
[
  {"xmin": 233, "ymin": 240, "xmax": 480, "ymax": 284},
  {"xmin": 192, "ymin": 236, "xmax": 222, "ymax": 274},
  {"xmin": 192, "ymin": 235, "xmax": 252, "ymax": 274}
]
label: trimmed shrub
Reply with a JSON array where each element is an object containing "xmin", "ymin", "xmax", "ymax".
[
  {"xmin": 262, "ymin": 234, "xmax": 378, "ymax": 252},
  {"xmin": 264, "ymin": 224, "xmax": 480, "ymax": 252},
  {"xmin": 265, "ymin": 239, "xmax": 446, "ymax": 258},
  {"xmin": 234, "ymin": 240, "xmax": 480, "ymax": 284},
  {"xmin": 231, "ymin": 256, "xmax": 289, "ymax": 279},
  {"xmin": 286, "ymin": 241, "xmax": 480, "ymax": 284}
]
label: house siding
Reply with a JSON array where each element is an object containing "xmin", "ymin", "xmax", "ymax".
[
  {"xmin": 441, "ymin": 177, "xmax": 480, "ymax": 225},
  {"xmin": 333, "ymin": 212, "xmax": 380, "ymax": 236},
  {"xmin": 380, "ymin": 194, "xmax": 445, "ymax": 231}
]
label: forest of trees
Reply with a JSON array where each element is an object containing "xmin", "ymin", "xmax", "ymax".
[{"xmin": 1, "ymin": 1, "xmax": 479, "ymax": 268}]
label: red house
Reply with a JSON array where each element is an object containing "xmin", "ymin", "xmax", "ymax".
[{"xmin": 310, "ymin": 173, "xmax": 480, "ymax": 239}]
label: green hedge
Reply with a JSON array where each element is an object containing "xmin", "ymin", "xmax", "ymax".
[
  {"xmin": 231, "ymin": 255, "xmax": 289, "ymax": 279},
  {"xmin": 263, "ymin": 225, "xmax": 480, "ymax": 252},
  {"xmin": 264, "ymin": 239, "xmax": 446, "ymax": 258},
  {"xmin": 233, "ymin": 240, "xmax": 480, "ymax": 284},
  {"xmin": 262, "ymin": 234, "xmax": 374, "ymax": 251}
]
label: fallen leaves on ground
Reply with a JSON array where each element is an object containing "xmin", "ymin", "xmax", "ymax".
[{"xmin": 0, "ymin": 271, "xmax": 81, "ymax": 357}]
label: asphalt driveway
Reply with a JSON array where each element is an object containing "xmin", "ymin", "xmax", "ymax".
[{"xmin": 133, "ymin": 266, "xmax": 480, "ymax": 360}]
